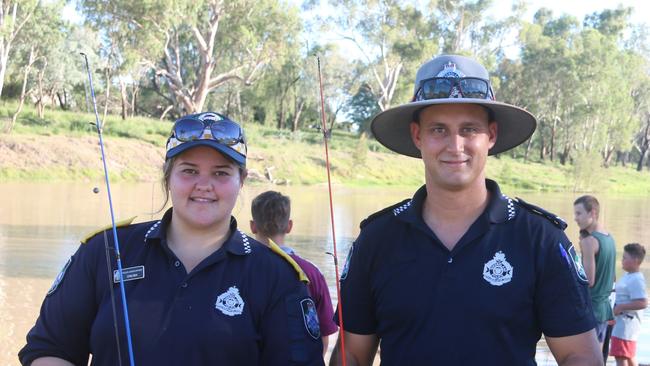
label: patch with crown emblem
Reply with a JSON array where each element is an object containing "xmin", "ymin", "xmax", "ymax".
[
  {"xmin": 47, "ymin": 257, "xmax": 72, "ymax": 296},
  {"xmin": 436, "ymin": 61, "xmax": 466, "ymax": 78},
  {"xmin": 301, "ymin": 298, "xmax": 321, "ymax": 339},
  {"xmin": 558, "ymin": 243, "xmax": 588, "ymax": 284},
  {"xmin": 435, "ymin": 62, "xmax": 467, "ymax": 97},
  {"xmin": 340, "ymin": 245, "xmax": 354, "ymax": 281},
  {"xmin": 215, "ymin": 286, "xmax": 244, "ymax": 316},
  {"xmin": 483, "ymin": 251, "xmax": 513, "ymax": 286}
]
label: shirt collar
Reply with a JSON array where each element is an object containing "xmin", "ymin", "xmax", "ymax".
[
  {"xmin": 143, "ymin": 208, "xmax": 252, "ymax": 256},
  {"xmin": 280, "ymin": 245, "xmax": 295, "ymax": 255},
  {"xmin": 397, "ymin": 179, "xmax": 516, "ymax": 225}
]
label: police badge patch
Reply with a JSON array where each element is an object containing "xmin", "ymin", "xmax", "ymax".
[
  {"xmin": 300, "ymin": 298, "xmax": 321, "ymax": 339},
  {"xmin": 47, "ymin": 257, "xmax": 72, "ymax": 296},
  {"xmin": 340, "ymin": 245, "xmax": 353, "ymax": 281},
  {"xmin": 482, "ymin": 251, "xmax": 513, "ymax": 286},
  {"xmin": 215, "ymin": 286, "xmax": 244, "ymax": 316},
  {"xmin": 560, "ymin": 243, "xmax": 588, "ymax": 284}
]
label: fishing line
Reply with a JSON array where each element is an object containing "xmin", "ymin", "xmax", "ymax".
[
  {"xmin": 81, "ymin": 52, "xmax": 136, "ymax": 366},
  {"xmin": 316, "ymin": 56, "xmax": 347, "ymax": 366}
]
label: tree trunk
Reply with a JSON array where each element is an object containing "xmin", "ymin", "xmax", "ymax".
[
  {"xmin": 636, "ymin": 115, "xmax": 650, "ymax": 171},
  {"xmin": 549, "ymin": 116, "xmax": 558, "ymax": 162},
  {"xmin": 7, "ymin": 46, "xmax": 37, "ymax": 132},
  {"xmin": 638, "ymin": 148, "xmax": 648, "ymax": 171},
  {"xmin": 278, "ymin": 98, "xmax": 285, "ymax": 130},
  {"xmin": 524, "ymin": 137, "xmax": 533, "ymax": 162},
  {"xmin": 291, "ymin": 99, "xmax": 305, "ymax": 132},
  {"xmin": 0, "ymin": 47, "xmax": 8, "ymax": 99},
  {"xmin": 56, "ymin": 91, "xmax": 66, "ymax": 110},
  {"xmin": 36, "ymin": 57, "xmax": 47, "ymax": 118},
  {"xmin": 603, "ymin": 147, "xmax": 615, "ymax": 167},
  {"xmin": 102, "ymin": 67, "xmax": 111, "ymax": 124},
  {"xmin": 539, "ymin": 127, "xmax": 545, "ymax": 161},
  {"xmin": 160, "ymin": 105, "xmax": 173, "ymax": 121},
  {"xmin": 130, "ymin": 83, "xmax": 139, "ymax": 116},
  {"xmin": 119, "ymin": 78, "xmax": 128, "ymax": 120}
]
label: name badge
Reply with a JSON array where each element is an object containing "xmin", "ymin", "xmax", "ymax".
[{"xmin": 113, "ymin": 265, "xmax": 145, "ymax": 283}]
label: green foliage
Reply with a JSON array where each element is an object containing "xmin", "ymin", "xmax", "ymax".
[
  {"xmin": 2, "ymin": 106, "xmax": 649, "ymax": 194},
  {"xmin": 345, "ymin": 83, "xmax": 381, "ymax": 134},
  {"xmin": 0, "ymin": 102, "xmax": 170, "ymax": 144},
  {"xmin": 571, "ymin": 151, "xmax": 605, "ymax": 192},
  {"xmin": 498, "ymin": 7, "xmax": 647, "ymax": 167},
  {"xmin": 353, "ymin": 134, "xmax": 368, "ymax": 167},
  {"xmin": 0, "ymin": 0, "xmax": 648, "ymax": 176}
]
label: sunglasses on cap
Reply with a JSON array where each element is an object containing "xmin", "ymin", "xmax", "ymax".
[
  {"xmin": 414, "ymin": 77, "xmax": 494, "ymax": 101},
  {"xmin": 166, "ymin": 113, "xmax": 247, "ymax": 164},
  {"xmin": 172, "ymin": 114, "xmax": 245, "ymax": 145}
]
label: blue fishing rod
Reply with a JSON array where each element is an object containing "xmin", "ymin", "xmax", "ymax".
[{"xmin": 81, "ymin": 52, "xmax": 136, "ymax": 366}]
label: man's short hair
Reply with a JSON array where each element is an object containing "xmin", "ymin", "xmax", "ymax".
[
  {"xmin": 624, "ymin": 243, "xmax": 646, "ymax": 262},
  {"xmin": 574, "ymin": 195, "xmax": 600, "ymax": 218},
  {"xmin": 251, "ymin": 191, "xmax": 291, "ymax": 237}
]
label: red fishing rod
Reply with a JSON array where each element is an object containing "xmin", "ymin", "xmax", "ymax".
[{"xmin": 316, "ymin": 56, "xmax": 347, "ymax": 366}]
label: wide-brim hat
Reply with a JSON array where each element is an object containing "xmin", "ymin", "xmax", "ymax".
[
  {"xmin": 166, "ymin": 112, "xmax": 247, "ymax": 167},
  {"xmin": 371, "ymin": 54, "xmax": 537, "ymax": 157}
]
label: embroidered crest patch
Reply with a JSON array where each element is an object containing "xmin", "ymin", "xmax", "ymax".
[
  {"xmin": 482, "ymin": 251, "xmax": 513, "ymax": 286},
  {"xmin": 215, "ymin": 286, "xmax": 244, "ymax": 316},
  {"xmin": 300, "ymin": 298, "xmax": 321, "ymax": 339},
  {"xmin": 560, "ymin": 243, "xmax": 588, "ymax": 284},
  {"xmin": 47, "ymin": 257, "xmax": 72, "ymax": 296},
  {"xmin": 340, "ymin": 245, "xmax": 354, "ymax": 281}
]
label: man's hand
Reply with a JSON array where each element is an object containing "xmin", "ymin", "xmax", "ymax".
[{"xmin": 329, "ymin": 331, "xmax": 379, "ymax": 366}]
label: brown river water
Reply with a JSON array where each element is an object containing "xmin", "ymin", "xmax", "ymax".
[{"xmin": 1, "ymin": 182, "xmax": 648, "ymax": 365}]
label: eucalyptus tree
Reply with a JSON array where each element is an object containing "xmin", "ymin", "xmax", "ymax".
[
  {"xmin": 43, "ymin": 25, "xmax": 100, "ymax": 112},
  {"xmin": 5, "ymin": 0, "xmax": 66, "ymax": 131},
  {"xmin": 508, "ymin": 9, "xmax": 582, "ymax": 162},
  {"xmin": 311, "ymin": 44, "xmax": 361, "ymax": 131},
  {"xmin": 345, "ymin": 80, "xmax": 381, "ymax": 135},
  {"xmin": 436, "ymin": 0, "xmax": 526, "ymax": 63},
  {"xmin": 81, "ymin": 0, "xmax": 302, "ymax": 116},
  {"xmin": 569, "ymin": 30, "xmax": 637, "ymax": 167},
  {"xmin": 630, "ymin": 69, "xmax": 650, "ymax": 171},
  {"xmin": 239, "ymin": 43, "xmax": 309, "ymax": 129},
  {"xmin": 323, "ymin": 0, "xmax": 439, "ymax": 112},
  {"xmin": 576, "ymin": 6, "xmax": 637, "ymax": 167},
  {"xmin": 0, "ymin": 0, "xmax": 38, "ymax": 98},
  {"xmin": 506, "ymin": 6, "xmax": 643, "ymax": 167}
]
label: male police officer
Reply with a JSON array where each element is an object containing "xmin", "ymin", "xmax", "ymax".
[{"xmin": 329, "ymin": 55, "xmax": 602, "ymax": 365}]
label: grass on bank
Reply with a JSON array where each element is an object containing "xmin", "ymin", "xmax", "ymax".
[{"xmin": 1, "ymin": 103, "xmax": 649, "ymax": 194}]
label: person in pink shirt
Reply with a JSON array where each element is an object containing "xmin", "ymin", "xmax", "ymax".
[{"xmin": 251, "ymin": 190, "xmax": 339, "ymax": 355}]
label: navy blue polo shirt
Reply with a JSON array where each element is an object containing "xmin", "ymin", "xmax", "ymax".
[
  {"xmin": 20, "ymin": 208, "xmax": 324, "ymax": 366},
  {"xmin": 336, "ymin": 180, "xmax": 595, "ymax": 365}
]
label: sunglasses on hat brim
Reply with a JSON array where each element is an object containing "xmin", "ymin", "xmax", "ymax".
[
  {"xmin": 172, "ymin": 116, "xmax": 245, "ymax": 146},
  {"xmin": 414, "ymin": 77, "xmax": 494, "ymax": 101}
]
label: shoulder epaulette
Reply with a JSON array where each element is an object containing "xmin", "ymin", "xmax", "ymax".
[
  {"xmin": 81, "ymin": 216, "xmax": 137, "ymax": 244},
  {"xmin": 360, "ymin": 198, "xmax": 411, "ymax": 229},
  {"xmin": 515, "ymin": 198, "xmax": 567, "ymax": 230},
  {"xmin": 268, "ymin": 239, "xmax": 309, "ymax": 284}
]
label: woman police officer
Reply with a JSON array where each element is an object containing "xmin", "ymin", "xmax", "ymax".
[{"xmin": 20, "ymin": 112, "xmax": 324, "ymax": 366}]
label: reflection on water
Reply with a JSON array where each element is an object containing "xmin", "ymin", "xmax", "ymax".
[{"xmin": 1, "ymin": 182, "xmax": 649, "ymax": 365}]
